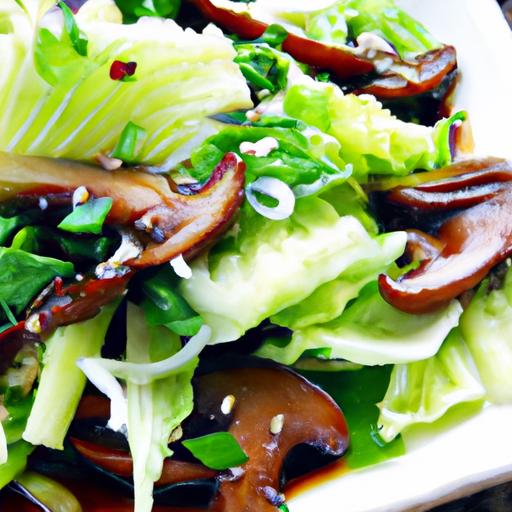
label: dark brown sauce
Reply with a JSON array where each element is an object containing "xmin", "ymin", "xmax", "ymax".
[{"xmin": 284, "ymin": 459, "xmax": 349, "ymax": 501}]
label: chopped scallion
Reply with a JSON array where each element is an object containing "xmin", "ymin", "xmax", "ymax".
[
  {"xmin": 58, "ymin": 197, "xmax": 113, "ymax": 235},
  {"xmin": 111, "ymin": 121, "xmax": 147, "ymax": 163}
]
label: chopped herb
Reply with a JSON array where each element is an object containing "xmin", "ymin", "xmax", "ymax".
[
  {"xmin": 0, "ymin": 298, "xmax": 17, "ymax": 326},
  {"xmin": 262, "ymin": 24, "xmax": 288, "ymax": 47},
  {"xmin": 115, "ymin": 0, "xmax": 181, "ymax": 23},
  {"xmin": 111, "ymin": 121, "xmax": 147, "ymax": 162},
  {"xmin": 58, "ymin": 1, "xmax": 88, "ymax": 56},
  {"xmin": 58, "ymin": 197, "xmax": 113, "ymax": 235},
  {"xmin": 0, "ymin": 248, "xmax": 74, "ymax": 315},
  {"xmin": 279, "ymin": 505, "xmax": 290, "ymax": 512},
  {"xmin": 182, "ymin": 432, "xmax": 249, "ymax": 470}
]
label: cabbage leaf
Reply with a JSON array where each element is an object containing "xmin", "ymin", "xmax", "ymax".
[
  {"xmin": 460, "ymin": 268, "xmax": 512, "ymax": 404},
  {"xmin": 180, "ymin": 197, "xmax": 406, "ymax": 344},
  {"xmin": 377, "ymin": 329, "xmax": 485, "ymax": 442},
  {"xmin": 126, "ymin": 303, "xmax": 196, "ymax": 512},
  {"xmin": 257, "ymin": 282, "xmax": 462, "ymax": 366},
  {"xmin": 284, "ymin": 82, "xmax": 458, "ymax": 180},
  {"xmin": 0, "ymin": 0, "xmax": 251, "ymax": 168}
]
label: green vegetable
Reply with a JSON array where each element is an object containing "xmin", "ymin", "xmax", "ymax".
[
  {"xmin": 141, "ymin": 266, "xmax": 203, "ymax": 337},
  {"xmin": 2, "ymin": 394, "xmax": 35, "ymax": 444},
  {"xmin": 305, "ymin": 2, "xmax": 350, "ymax": 45},
  {"xmin": 341, "ymin": 0, "xmax": 441, "ymax": 57},
  {"xmin": 0, "ymin": 215, "xmax": 30, "ymax": 246},
  {"xmin": 0, "ymin": 440, "xmax": 34, "ymax": 489},
  {"xmin": 234, "ymin": 43, "xmax": 290, "ymax": 93},
  {"xmin": 16, "ymin": 471, "xmax": 82, "ymax": 512},
  {"xmin": 271, "ymin": 216, "xmax": 403, "ymax": 329},
  {"xmin": 284, "ymin": 82, "xmax": 462, "ymax": 180},
  {"xmin": 303, "ymin": 366, "xmax": 404, "ymax": 468},
  {"xmin": 189, "ymin": 125, "xmax": 351, "ymax": 197},
  {"xmin": 460, "ymin": 267, "xmax": 512, "ymax": 403},
  {"xmin": 377, "ymin": 330, "xmax": 485, "ymax": 442},
  {"xmin": 115, "ymin": 0, "xmax": 182, "ymax": 23},
  {"xmin": 181, "ymin": 197, "xmax": 405, "ymax": 343},
  {"xmin": 110, "ymin": 121, "xmax": 147, "ymax": 162},
  {"xmin": 182, "ymin": 432, "xmax": 249, "ymax": 470},
  {"xmin": 23, "ymin": 305, "xmax": 117, "ymax": 449},
  {"xmin": 1, "ymin": 1, "xmax": 251, "ymax": 168},
  {"xmin": 0, "ymin": 299, "xmax": 17, "ymax": 326},
  {"xmin": 126, "ymin": 303, "xmax": 196, "ymax": 512},
  {"xmin": 58, "ymin": 197, "xmax": 113, "ymax": 235},
  {"xmin": 58, "ymin": 1, "xmax": 88, "ymax": 56},
  {"xmin": 259, "ymin": 282, "xmax": 462, "ymax": 366},
  {"xmin": 0, "ymin": 247, "xmax": 74, "ymax": 315}
]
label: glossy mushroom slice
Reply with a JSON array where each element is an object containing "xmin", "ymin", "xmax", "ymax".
[
  {"xmin": 0, "ymin": 151, "xmax": 245, "ymax": 268},
  {"xmin": 68, "ymin": 364, "xmax": 349, "ymax": 511},
  {"xmin": 191, "ymin": 0, "xmax": 457, "ymax": 98},
  {"xmin": 379, "ymin": 187, "xmax": 512, "ymax": 313},
  {"xmin": 197, "ymin": 366, "xmax": 349, "ymax": 512}
]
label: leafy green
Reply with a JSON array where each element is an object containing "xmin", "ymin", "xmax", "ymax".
[
  {"xmin": 258, "ymin": 282, "xmax": 462, "ymax": 366},
  {"xmin": 189, "ymin": 125, "xmax": 351, "ymax": 196},
  {"xmin": 58, "ymin": 197, "xmax": 113, "ymax": 235},
  {"xmin": 305, "ymin": 2, "xmax": 350, "ymax": 45},
  {"xmin": 180, "ymin": 197, "xmax": 405, "ymax": 343},
  {"xmin": 460, "ymin": 268, "xmax": 512, "ymax": 403},
  {"xmin": 126, "ymin": 303, "xmax": 196, "ymax": 512},
  {"xmin": 0, "ymin": 440, "xmax": 34, "ymax": 489},
  {"xmin": 283, "ymin": 82, "xmax": 461, "ymax": 180},
  {"xmin": 115, "ymin": 0, "xmax": 181, "ymax": 23},
  {"xmin": 1, "ymin": 1, "xmax": 251, "ymax": 168},
  {"xmin": 377, "ymin": 330, "xmax": 485, "ymax": 442},
  {"xmin": 141, "ymin": 266, "xmax": 203, "ymax": 337},
  {"xmin": 2, "ymin": 393, "xmax": 35, "ymax": 444},
  {"xmin": 182, "ymin": 432, "xmax": 249, "ymax": 470},
  {"xmin": 271, "ymin": 219, "xmax": 402, "ymax": 329},
  {"xmin": 111, "ymin": 121, "xmax": 147, "ymax": 162},
  {"xmin": 341, "ymin": 0, "xmax": 441, "ymax": 57},
  {"xmin": 234, "ymin": 43, "xmax": 290, "ymax": 93},
  {"xmin": 23, "ymin": 305, "xmax": 117, "ymax": 450},
  {"xmin": 0, "ymin": 215, "xmax": 30, "ymax": 245},
  {"xmin": 59, "ymin": 1, "xmax": 88, "ymax": 56},
  {"xmin": 303, "ymin": 366, "xmax": 404, "ymax": 469},
  {"xmin": 0, "ymin": 247, "xmax": 74, "ymax": 315}
]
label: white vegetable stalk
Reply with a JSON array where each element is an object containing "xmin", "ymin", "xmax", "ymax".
[
  {"xmin": 246, "ymin": 177, "xmax": 296, "ymax": 220},
  {"xmin": 0, "ymin": 421, "xmax": 7, "ymax": 465},
  {"xmin": 76, "ymin": 358, "xmax": 128, "ymax": 433},
  {"xmin": 81, "ymin": 324, "xmax": 211, "ymax": 385},
  {"xmin": 170, "ymin": 254, "xmax": 193, "ymax": 279}
]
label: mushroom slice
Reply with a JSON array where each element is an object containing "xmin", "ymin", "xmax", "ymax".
[
  {"xmin": 380, "ymin": 187, "xmax": 512, "ymax": 313},
  {"xmin": 191, "ymin": 0, "xmax": 456, "ymax": 98},
  {"xmin": 0, "ymin": 151, "xmax": 245, "ymax": 268}
]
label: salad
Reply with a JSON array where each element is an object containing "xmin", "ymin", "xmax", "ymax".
[{"xmin": 0, "ymin": 0, "xmax": 509, "ymax": 510}]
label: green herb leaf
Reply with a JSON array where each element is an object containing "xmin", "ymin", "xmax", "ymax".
[
  {"xmin": 182, "ymin": 432, "xmax": 249, "ymax": 470},
  {"xmin": 141, "ymin": 267, "xmax": 203, "ymax": 337},
  {"xmin": 0, "ymin": 248, "xmax": 74, "ymax": 315},
  {"xmin": 262, "ymin": 24, "xmax": 288, "ymax": 47},
  {"xmin": 58, "ymin": 1, "xmax": 88, "ymax": 56},
  {"xmin": 0, "ymin": 299, "xmax": 17, "ymax": 326},
  {"xmin": 111, "ymin": 121, "xmax": 147, "ymax": 163},
  {"xmin": 0, "ymin": 215, "xmax": 29, "ymax": 246},
  {"xmin": 58, "ymin": 198, "xmax": 113, "ymax": 235}
]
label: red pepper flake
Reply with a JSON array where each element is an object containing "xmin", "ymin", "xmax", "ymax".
[
  {"xmin": 54, "ymin": 276, "xmax": 64, "ymax": 297},
  {"xmin": 110, "ymin": 60, "xmax": 137, "ymax": 81}
]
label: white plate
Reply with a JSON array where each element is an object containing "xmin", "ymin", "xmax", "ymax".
[{"xmin": 289, "ymin": 2, "xmax": 512, "ymax": 511}]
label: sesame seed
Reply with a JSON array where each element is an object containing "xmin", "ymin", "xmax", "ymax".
[
  {"xmin": 38, "ymin": 197, "xmax": 48, "ymax": 210},
  {"xmin": 168, "ymin": 425, "xmax": 183, "ymax": 443},
  {"xmin": 221, "ymin": 394, "xmax": 236, "ymax": 415},
  {"xmin": 270, "ymin": 414, "xmax": 284, "ymax": 435},
  {"xmin": 73, "ymin": 186, "xmax": 89, "ymax": 208},
  {"xmin": 25, "ymin": 314, "xmax": 42, "ymax": 334}
]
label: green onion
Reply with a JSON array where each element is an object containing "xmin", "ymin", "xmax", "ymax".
[
  {"xmin": 238, "ymin": 63, "xmax": 276, "ymax": 91},
  {"xmin": 0, "ymin": 298, "xmax": 17, "ymax": 326},
  {"xmin": 279, "ymin": 504, "xmax": 290, "ymax": 512},
  {"xmin": 58, "ymin": 2, "xmax": 88, "ymax": 57},
  {"xmin": 182, "ymin": 432, "xmax": 249, "ymax": 470},
  {"xmin": 58, "ymin": 197, "xmax": 113, "ymax": 235},
  {"xmin": 262, "ymin": 24, "xmax": 288, "ymax": 47},
  {"xmin": 111, "ymin": 121, "xmax": 147, "ymax": 162}
]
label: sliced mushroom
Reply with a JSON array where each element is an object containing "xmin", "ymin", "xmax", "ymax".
[
  {"xmin": 67, "ymin": 362, "xmax": 348, "ymax": 511},
  {"xmin": 0, "ymin": 151, "xmax": 245, "ymax": 268},
  {"xmin": 380, "ymin": 187, "xmax": 512, "ymax": 313},
  {"xmin": 191, "ymin": 0, "xmax": 457, "ymax": 98}
]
